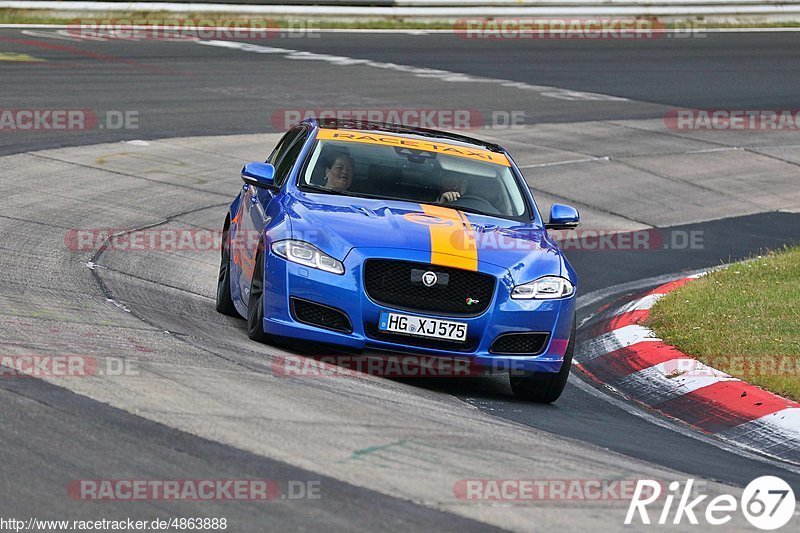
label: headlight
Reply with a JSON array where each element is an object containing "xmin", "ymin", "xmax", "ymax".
[
  {"xmin": 511, "ymin": 276, "xmax": 574, "ymax": 299},
  {"xmin": 271, "ymin": 240, "xmax": 344, "ymax": 275}
]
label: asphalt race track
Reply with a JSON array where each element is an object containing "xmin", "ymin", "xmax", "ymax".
[{"xmin": 1, "ymin": 28, "xmax": 799, "ymax": 531}]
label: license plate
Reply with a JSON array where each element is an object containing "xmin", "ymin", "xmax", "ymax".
[{"xmin": 378, "ymin": 312, "xmax": 467, "ymax": 342}]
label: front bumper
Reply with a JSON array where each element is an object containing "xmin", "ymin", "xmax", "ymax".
[{"xmin": 261, "ymin": 247, "xmax": 575, "ymax": 373}]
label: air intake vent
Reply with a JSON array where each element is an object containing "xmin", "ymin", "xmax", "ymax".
[
  {"xmin": 489, "ymin": 333, "xmax": 550, "ymax": 355},
  {"xmin": 290, "ymin": 298, "xmax": 353, "ymax": 333}
]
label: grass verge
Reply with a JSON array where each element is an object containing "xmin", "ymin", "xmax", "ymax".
[
  {"xmin": 648, "ymin": 246, "xmax": 800, "ymax": 401},
  {"xmin": 0, "ymin": 10, "xmax": 454, "ymax": 28}
]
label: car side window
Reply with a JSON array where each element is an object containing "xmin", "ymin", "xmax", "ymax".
[
  {"xmin": 273, "ymin": 130, "xmax": 309, "ymax": 187},
  {"xmin": 267, "ymin": 128, "xmax": 302, "ymax": 166}
]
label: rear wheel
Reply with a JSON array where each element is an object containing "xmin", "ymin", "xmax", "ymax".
[
  {"xmin": 247, "ymin": 244, "xmax": 271, "ymax": 343},
  {"xmin": 509, "ymin": 318, "xmax": 576, "ymax": 403},
  {"xmin": 215, "ymin": 219, "xmax": 239, "ymax": 317}
]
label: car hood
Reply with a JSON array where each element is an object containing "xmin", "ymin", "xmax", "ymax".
[{"xmin": 285, "ymin": 192, "xmax": 565, "ymax": 284}]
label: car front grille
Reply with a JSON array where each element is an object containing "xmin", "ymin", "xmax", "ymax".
[
  {"xmin": 363, "ymin": 259, "xmax": 494, "ymax": 316},
  {"xmin": 290, "ymin": 297, "xmax": 353, "ymax": 333},
  {"xmin": 489, "ymin": 332, "xmax": 550, "ymax": 355}
]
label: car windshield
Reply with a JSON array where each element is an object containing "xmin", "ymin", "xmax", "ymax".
[{"xmin": 298, "ymin": 131, "xmax": 530, "ymax": 220}]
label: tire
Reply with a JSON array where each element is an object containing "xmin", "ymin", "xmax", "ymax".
[
  {"xmin": 215, "ymin": 219, "xmax": 239, "ymax": 317},
  {"xmin": 509, "ymin": 317, "xmax": 576, "ymax": 403},
  {"xmin": 247, "ymin": 243, "xmax": 271, "ymax": 343}
]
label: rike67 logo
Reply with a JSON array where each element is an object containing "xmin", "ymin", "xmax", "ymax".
[{"xmin": 626, "ymin": 477, "xmax": 796, "ymax": 530}]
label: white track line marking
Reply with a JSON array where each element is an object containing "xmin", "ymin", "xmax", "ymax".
[
  {"xmin": 613, "ymin": 324, "xmax": 661, "ymax": 345},
  {"xmin": 719, "ymin": 408, "xmax": 800, "ymax": 463},
  {"xmin": 21, "ymin": 29, "xmax": 83, "ymax": 41},
  {"xmin": 749, "ymin": 408, "xmax": 800, "ymax": 435},
  {"xmin": 724, "ymin": 408, "xmax": 800, "ymax": 439},
  {"xmin": 615, "ymin": 360, "xmax": 737, "ymax": 405},
  {"xmin": 611, "ymin": 293, "xmax": 665, "ymax": 315},
  {"xmin": 519, "ymin": 156, "xmax": 610, "ymax": 169},
  {"xmin": 579, "ymin": 324, "xmax": 659, "ymax": 362},
  {"xmin": 195, "ymin": 39, "xmax": 630, "ymax": 102}
]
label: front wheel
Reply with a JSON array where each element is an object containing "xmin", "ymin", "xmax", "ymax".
[
  {"xmin": 509, "ymin": 318, "xmax": 576, "ymax": 403},
  {"xmin": 247, "ymin": 245, "xmax": 271, "ymax": 343}
]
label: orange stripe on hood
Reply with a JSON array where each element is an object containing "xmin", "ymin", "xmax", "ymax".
[{"xmin": 420, "ymin": 204, "xmax": 478, "ymax": 271}]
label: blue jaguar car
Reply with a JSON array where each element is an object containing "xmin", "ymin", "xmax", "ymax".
[{"xmin": 216, "ymin": 119, "xmax": 579, "ymax": 402}]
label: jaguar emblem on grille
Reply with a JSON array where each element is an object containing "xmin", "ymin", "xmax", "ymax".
[{"xmin": 421, "ymin": 271, "xmax": 438, "ymax": 287}]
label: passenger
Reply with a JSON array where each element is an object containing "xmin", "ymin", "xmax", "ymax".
[{"xmin": 324, "ymin": 153, "xmax": 355, "ymax": 192}]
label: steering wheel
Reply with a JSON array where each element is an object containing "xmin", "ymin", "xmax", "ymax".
[{"xmin": 449, "ymin": 194, "xmax": 501, "ymax": 215}]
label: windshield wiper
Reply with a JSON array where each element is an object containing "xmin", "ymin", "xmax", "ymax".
[
  {"xmin": 298, "ymin": 185, "xmax": 385, "ymax": 201},
  {"xmin": 299, "ymin": 184, "xmax": 348, "ymax": 196},
  {"xmin": 451, "ymin": 205, "xmax": 492, "ymax": 217},
  {"xmin": 420, "ymin": 202, "xmax": 494, "ymax": 219}
]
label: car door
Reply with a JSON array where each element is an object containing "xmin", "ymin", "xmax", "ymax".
[{"xmin": 236, "ymin": 126, "xmax": 310, "ymax": 305}]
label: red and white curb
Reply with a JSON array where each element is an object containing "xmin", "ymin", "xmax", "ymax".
[{"xmin": 576, "ymin": 274, "xmax": 800, "ymax": 464}]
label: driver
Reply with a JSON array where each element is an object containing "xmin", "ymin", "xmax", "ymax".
[
  {"xmin": 436, "ymin": 172, "xmax": 468, "ymax": 204},
  {"xmin": 323, "ymin": 152, "xmax": 355, "ymax": 192}
]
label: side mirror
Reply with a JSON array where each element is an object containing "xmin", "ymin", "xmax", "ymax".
[
  {"xmin": 545, "ymin": 204, "xmax": 580, "ymax": 230},
  {"xmin": 241, "ymin": 162, "xmax": 276, "ymax": 189}
]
